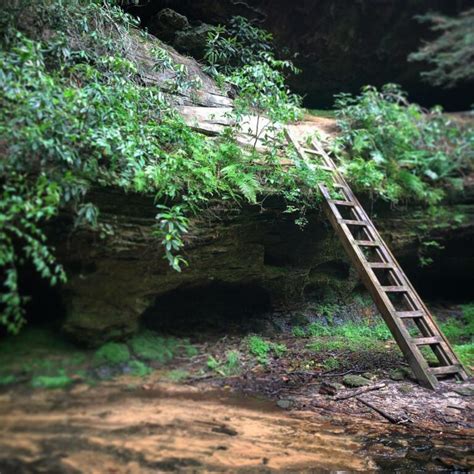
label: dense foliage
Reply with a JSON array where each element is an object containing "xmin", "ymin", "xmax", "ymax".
[
  {"xmin": 204, "ymin": 16, "xmax": 302, "ymax": 146},
  {"xmin": 409, "ymin": 9, "xmax": 474, "ymax": 88},
  {"xmin": 333, "ymin": 84, "xmax": 473, "ymax": 205},
  {"xmin": 0, "ymin": 1, "xmax": 322, "ymax": 332}
]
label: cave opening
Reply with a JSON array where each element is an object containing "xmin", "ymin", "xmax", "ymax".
[{"xmin": 141, "ymin": 282, "xmax": 273, "ymax": 338}]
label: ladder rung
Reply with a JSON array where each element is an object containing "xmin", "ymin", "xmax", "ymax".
[
  {"xmin": 369, "ymin": 262, "xmax": 394, "ymax": 269},
  {"xmin": 429, "ymin": 365, "xmax": 462, "ymax": 376},
  {"xmin": 319, "ymin": 165, "xmax": 334, "ymax": 172},
  {"xmin": 340, "ymin": 219, "xmax": 368, "ymax": 226},
  {"xmin": 413, "ymin": 336, "xmax": 442, "ymax": 346},
  {"xmin": 302, "ymin": 147, "xmax": 320, "ymax": 155},
  {"xmin": 382, "ymin": 286, "xmax": 408, "ymax": 292},
  {"xmin": 396, "ymin": 310, "xmax": 424, "ymax": 319},
  {"xmin": 355, "ymin": 240, "xmax": 380, "ymax": 247},
  {"xmin": 329, "ymin": 200, "xmax": 355, "ymax": 207}
]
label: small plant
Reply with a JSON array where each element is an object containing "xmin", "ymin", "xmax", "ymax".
[
  {"xmin": 206, "ymin": 350, "xmax": 241, "ymax": 376},
  {"xmin": 247, "ymin": 336, "xmax": 271, "ymax": 364},
  {"xmin": 315, "ymin": 303, "xmax": 340, "ymax": 322},
  {"xmin": 247, "ymin": 336, "xmax": 287, "ymax": 364},
  {"xmin": 271, "ymin": 343, "xmax": 287, "ymax": 358},
  {"xmin": 461, "ymin": 303, "xmax": 474, "ymax": 335},
  {"xmin": 94, "ymin": 342, "xmax": 130, "ymax": 366}
]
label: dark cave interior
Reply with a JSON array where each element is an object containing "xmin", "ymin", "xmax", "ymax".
[{"xmin": 123, "ymin": 0, "xmax": 474, "ymax": 110}]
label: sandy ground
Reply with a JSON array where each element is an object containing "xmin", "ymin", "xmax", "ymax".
[
  {"xmin": 0, "ymin": 381, "xmax": 374, "ymax": 473},
  {"xmin": 0, "ymin": 377, "xmax": 473, "ymax": 473}
]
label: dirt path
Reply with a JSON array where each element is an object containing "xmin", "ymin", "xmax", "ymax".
[{"xmin": 0, "ymin": 381, "xmax": 374, "ymax": 473}]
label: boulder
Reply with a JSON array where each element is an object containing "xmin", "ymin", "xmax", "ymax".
[
  {"xmin": 343, "ymin": 375, "xmax": 372, "ymax": 388},
  {"xmin": 147, "ymin": 8, "xmax": 190, "ymax": 43}
]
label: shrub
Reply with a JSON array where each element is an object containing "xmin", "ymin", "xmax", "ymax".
[{"xmin": 333, "ymin": 84, "xmax": 473, "ymax": 205}]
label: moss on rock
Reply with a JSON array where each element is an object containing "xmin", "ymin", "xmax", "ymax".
[{"xmin": 94, "ymin": 342, "xmax": 130, "ymax": 366}]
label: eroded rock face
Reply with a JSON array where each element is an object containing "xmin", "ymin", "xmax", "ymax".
[
  {"xmin": 52, "ymin": 186, "xmax": 474, "ymax": 345},
  {"xmin": 126, "ymin": 0, "xmax": 474, "ymax": 109},
  {"xmin": 54, "ymin": 190, "xmax": 358, "ymax": 345}
]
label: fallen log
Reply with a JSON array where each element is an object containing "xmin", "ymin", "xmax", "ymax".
[
  {"xmin": 356, "ymin": 397, "xmax": 411, "ymax": 424},
  {"xmin": 334, "ymin": 383, "xmax": 386, "ymax": 401}
]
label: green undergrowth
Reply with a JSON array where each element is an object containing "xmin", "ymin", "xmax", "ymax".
[
  {"xmin": 306, "ymin": 323, "xmax": 394, "ymax": 353},
  {"xmin": 0, "ymin": 326, "xmax": 200, "ymax": 389},
  {"xmin": 453, "ymin": 344, "xmax": 474, "ymax": 368},
  {"xmin": 297, "ymin": 304, "xmax": 473, "ymax": 370},
  {"xmin": 438, "ymin": 303, "xmax": 474, "ymax": 369},
  {"xmin": 294, "ymin": 319, "xmax": 392, "ymax": 353}
]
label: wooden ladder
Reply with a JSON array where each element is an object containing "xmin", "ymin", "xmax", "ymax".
[{"xmin": 287, "ymin": 131, "xmax": 468, "ymax": 389}]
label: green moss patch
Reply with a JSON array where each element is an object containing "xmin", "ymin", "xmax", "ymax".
[
  {"xmin": 94, "ymin": 342, "xmax": 130, "ymax": 366},
  {"xmin": 31, "ymin": 373, "xmax": 73, "ymax": 390}
]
